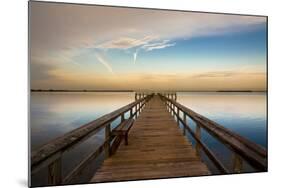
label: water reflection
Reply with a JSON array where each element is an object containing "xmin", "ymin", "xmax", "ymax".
[
  {"xmin": 177, "ymin": 92, "xmax": 267, "ymax": 147},
  {"xmin": 30, "ymin": 92, "xmax": 134, "ymax": 186},
  {"xmin": 30, "ymin": 92, "xmax": 134, "ymax": 150},
  {"xmin": 30, "ymin": 91, "xmax": 267, "ymax": 186},
  {"xmin": 177, "ymin": 92, "xmax": 267, "ymax": 174}
]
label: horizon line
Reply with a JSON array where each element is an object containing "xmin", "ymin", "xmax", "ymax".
[{"xmin": 30, "ymin": 89, "xmax": 267, "ymax": 92}]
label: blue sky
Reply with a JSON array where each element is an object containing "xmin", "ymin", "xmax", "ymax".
[{"xmin": 30, "ymin": 2, "xmax": 267, "ymax": 90}]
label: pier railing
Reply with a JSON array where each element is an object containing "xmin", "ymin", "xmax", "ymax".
[
  {"xmin": 31, "ymin": 93, "xmax": 153, "ymax": 185},
  {"xmin": 159, "ymin": 93, "xmax": 267, "ymax": 174}
]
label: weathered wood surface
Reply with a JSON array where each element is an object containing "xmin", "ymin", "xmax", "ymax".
[
  {"xmin": 112, "ymin": 119, "xmax": 134, "ymax": 135},
  {"xmin": 112, "ymin": 118, "xmax": 135, "ymax": 145},
  {"xmin": 91, "ymin": 95, "xmax": 210, "ymax": 182}
]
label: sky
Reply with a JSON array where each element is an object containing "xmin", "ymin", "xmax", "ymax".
[{"xmin": 30, "ymin": 2, "xmax": 267, "ymax": 91}]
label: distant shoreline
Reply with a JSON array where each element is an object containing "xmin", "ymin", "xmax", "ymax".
[
  {"xmin": 216, "ymin": 90, "xmax": 253, "ymax": 92},
  {"xmin": 30, "ymin": 89, "xmax": 266, "ymax": 93},
  {"xmin": 31, "ymin": 89, "xmax": 134, "ymax": 92}
]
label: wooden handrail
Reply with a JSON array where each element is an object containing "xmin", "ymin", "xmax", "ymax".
[
  {"xmin": 169, "ymin": 106, "xmax": 229, "ymax": 173},
  {"xmin": 31, "ymin": 94, "xmax": 153, "ymax": 178},
  {"xmin": 159, "ymin": 93, "xmax": 267, "ymax": 172}
]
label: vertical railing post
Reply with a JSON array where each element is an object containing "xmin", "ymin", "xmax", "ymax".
[
  {"xmin": 195, "ymin": 123, "xmax": 201, "ymax": 156},
  {"xmin": 135, "ymin": 104, "xmax": 137, "ymax": 118},
  {"xmin": 105, "ymin": 123, "xmax": 111, "ymax": 158},
  {"xmin": 177, "ymin": 107, "xmax": 179, "ymax": 125},
  {"xmin": 138, "ymin": 102, "xmax": 141, "ymax": 115},
  {"xmin": 48, "ymin": 157, "xmax": 62, "ymax": 185},
  {"xmin": 168, "ymin": 101, "xmax": 170, "ymax": 112},
  {"xmin": 169, "ymin": 102, "xmax": 173, "ymax": 112},
  {"xmin": 183, "ymin": 114, "xmax": 187, "ymax": 136},
  {"xmin": 232, "ymin": 153, "xmax": 243, "ymax": 173},
  {"xmin": 130, "ymin": 108, "xmax": 133, "ymax": 118},
  {"xmin": 121, "ymin": 113, "xmax": 125, "ymax": 122},
  {"xmin": 173, "ymin": 103, "xmax": 175, "ymax": 117},
  {"xmin": 137, "ymin": 102, "xmax": 140, "ymax": 116}
]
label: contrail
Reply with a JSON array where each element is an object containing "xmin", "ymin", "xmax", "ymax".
[
  {"xmin": 94, "ymin": 53, "xmax": 114, "ymax": 74},
  {"xmin": 133, "ymin": 49, "xmax": 138, "ymax": 64}
]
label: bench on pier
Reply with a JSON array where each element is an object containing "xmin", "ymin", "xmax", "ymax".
[{"xmin": 112, "ymin": 118, "xmax": 134, "ymax": 145}]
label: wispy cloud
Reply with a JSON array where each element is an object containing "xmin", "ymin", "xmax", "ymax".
[
  {"xmin": 30, "ymin": 2, "xmax": 266, "ymax": 90},
  {"xmin": 94, "ymin": 53, "xmax": 114, "ymax": 74},
  {"xmin": 31, "ymin": 3, "xmax": 266, "ymax": 62},
  {"xmin": 194, "ymin": 71, "xmax": 235, "ymax": 78},
  {"xmin": 142, "ymin": 40, "xmax": 176, "ymax": 51},
  {"xmin": 193, "ymin": 71, "xmax": 265, "ymax": 78},
  {"xmin": 131, "ymin": 39, "xmax": 176, "ymax": 64},
  {"xmin": 97, "ymin": 36, "xmax": 155, "ymax": 49},
  {"xmin": 97, "ymin": 37, "xmax": 176, "ymax": 64},
  {"xmin": 133, "ymin": 40, "xmax": 176, "ymax": 64}
]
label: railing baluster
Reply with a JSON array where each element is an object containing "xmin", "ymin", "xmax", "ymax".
[
  {"xmin": 183, "ymin": 114, "xmax": 187, "ymax": 136},
  {"xmin": 135, "ymin": 104, "xmax": 137, "ymax": 118},
  {"xmin": 130, "ymin": 108, "xmax": 133, "ymax": 118},
  {"xmin": 173, "ymin": 103, "xmax": 175, "ymax": 117},
  {"xmin": 48, "ymin": 157, "xmax": 62, "ymax": 185},
  {"xmin": 177, "ymin": 108, "xmax": 180, "ymax": 125},
  {"xmin": 121, "ymin": 113, "xmax": 125, "ymax": 122},
  {"xmin": 138, "ymin": 103, "xmax": 140, "ymax": 115},
  {"xmin": 232, "ymin": 153, "xmax": 243, "ymax": 173},
  {"xmin": 105, "ymin": 123, "xmax": 111, "ymax": 158},
  {"xmin": 167, "ymin": 101, "xmax": 170, "ymax": 112},
  {"xmin": 195, "ymin": 123, "xmax": 201, "ymax": 156}
]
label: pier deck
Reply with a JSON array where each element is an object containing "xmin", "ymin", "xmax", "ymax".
[{"xmin": 91, "ymin": 95, "xmax": 210, "ymax": 182}]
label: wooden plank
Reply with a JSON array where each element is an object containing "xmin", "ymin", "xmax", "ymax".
[{"xmin": 91, "ymin": 95, "xmax": 210, "ymax": 183}]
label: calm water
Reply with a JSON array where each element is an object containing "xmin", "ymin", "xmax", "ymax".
[
  {"xmin": 30, "ymin": 92, "xmax": 267, "ymax": 186},
  {"xmin": 177, "ymin": 92, "xmax": 267, "ymax": 174}
]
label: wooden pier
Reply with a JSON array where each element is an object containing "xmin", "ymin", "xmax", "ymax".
[
  {"xmin": 92, "ymin": 95, "xmax": 209, "ymax": 182},
  {"xmin": 31, "ymin": 92, "xmax": 267, "ymax": 186}
]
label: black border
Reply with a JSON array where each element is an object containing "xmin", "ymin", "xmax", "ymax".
[{"xmin": 28, "ymin": 1, "xmax": 268, "ymax": 187}]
